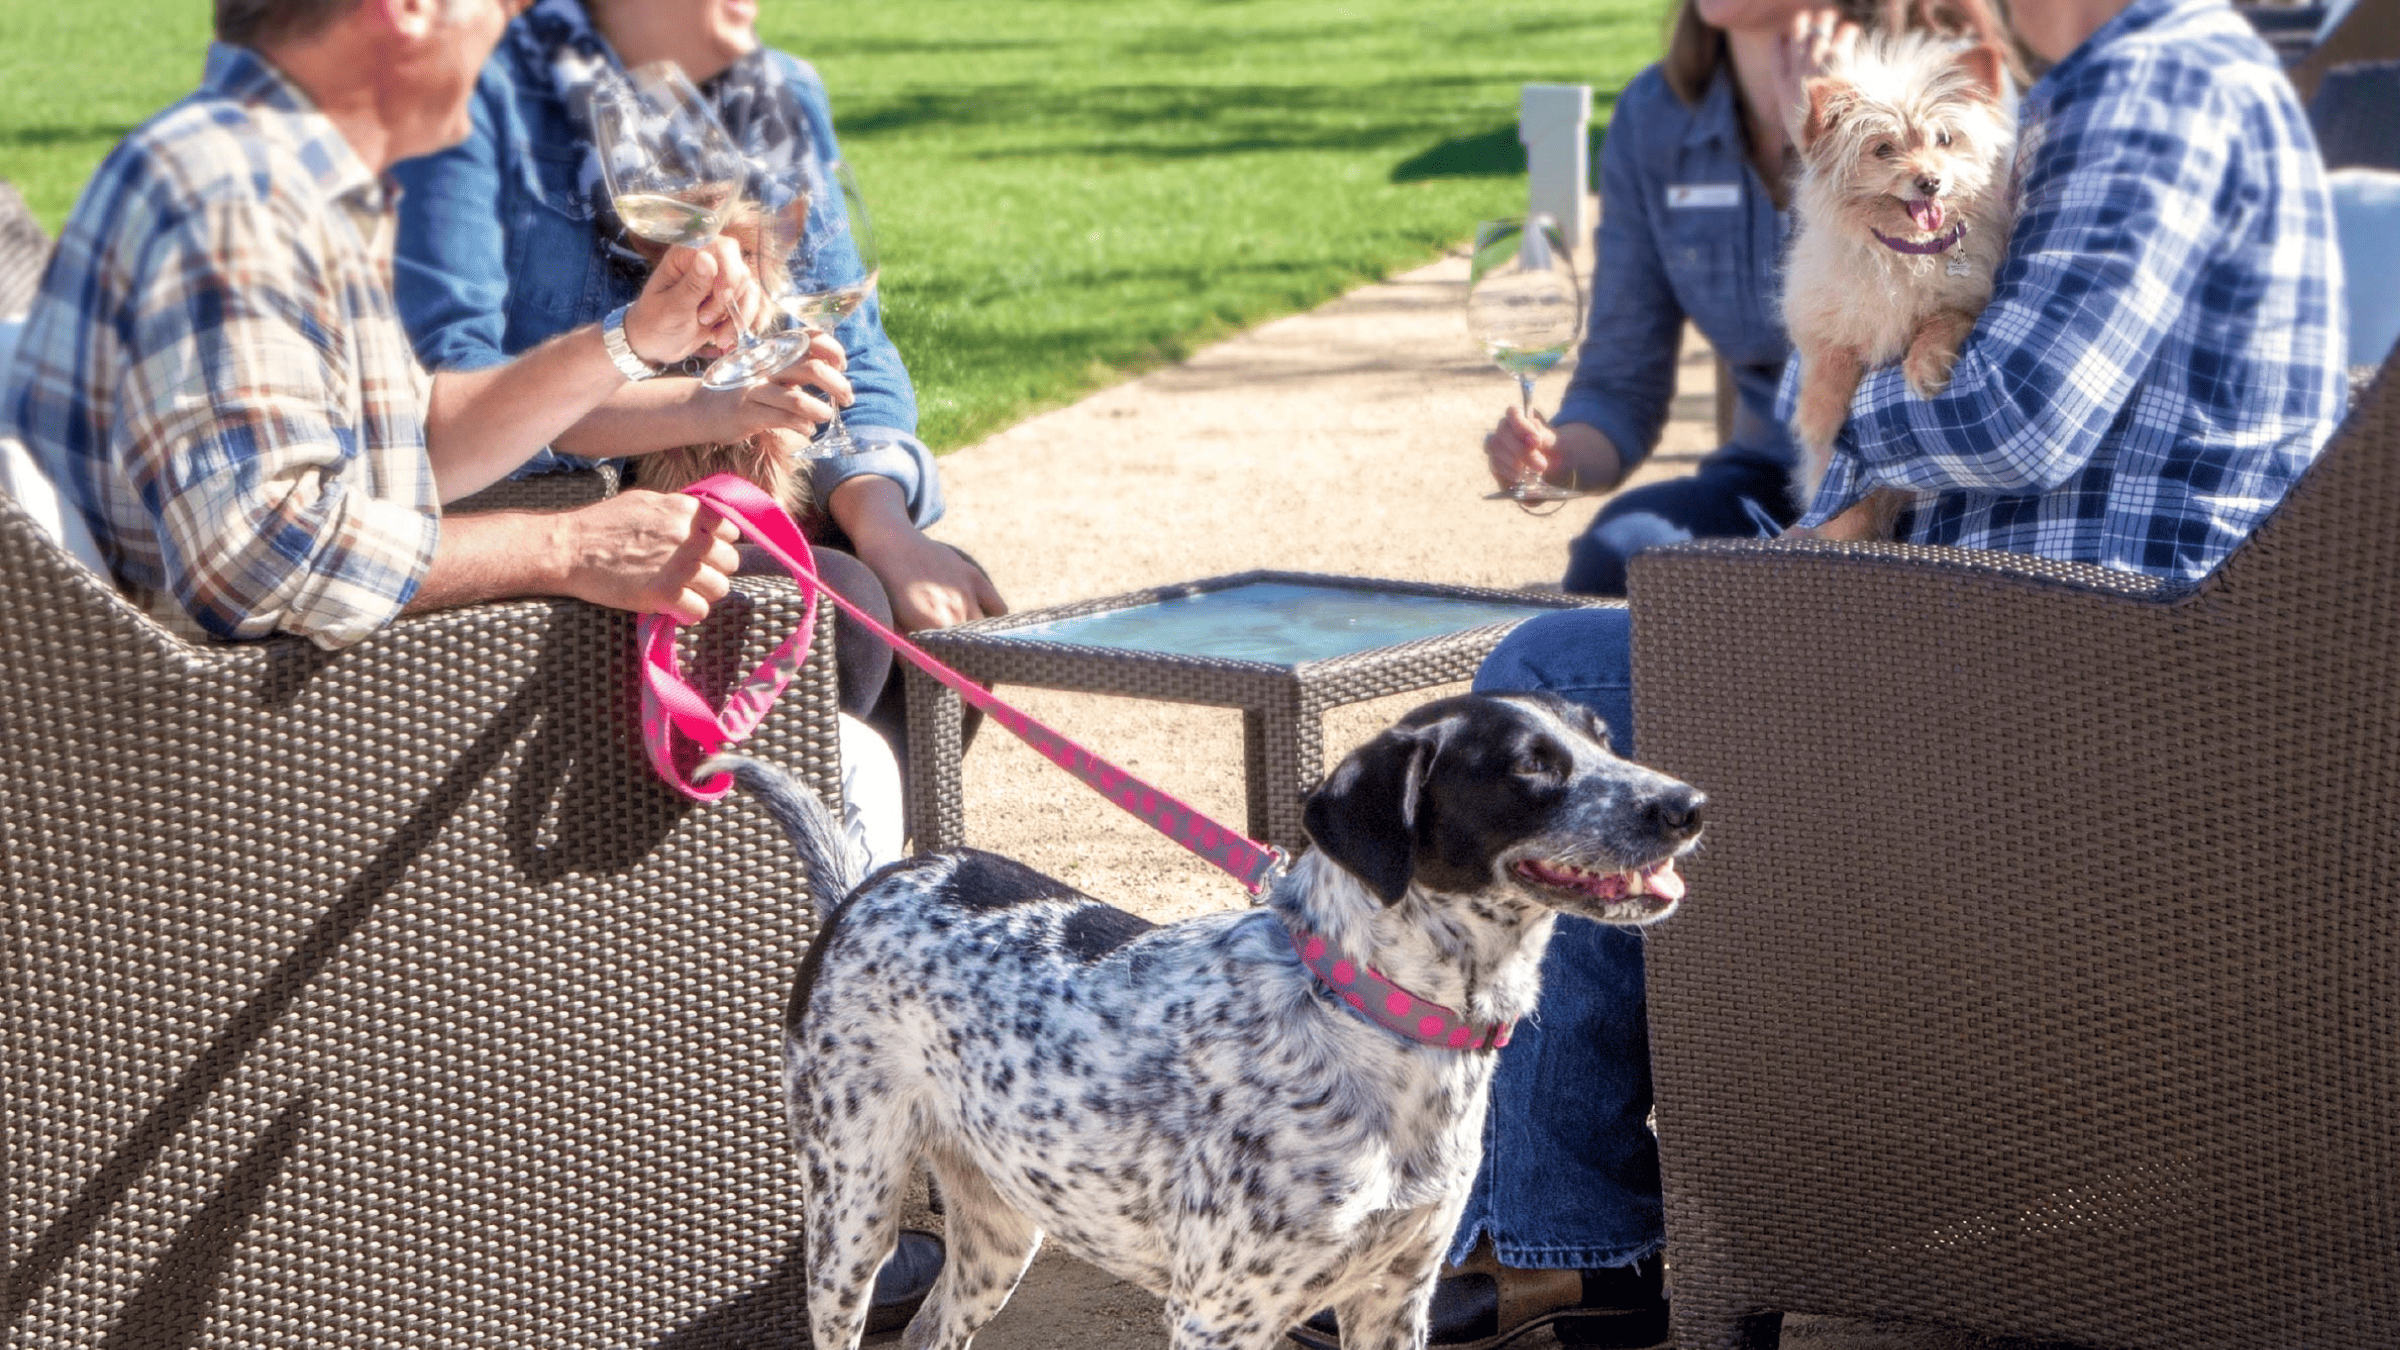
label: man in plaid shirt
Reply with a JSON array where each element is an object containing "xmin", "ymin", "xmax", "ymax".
[
  {"xmin": 1789, "ymin": 0, "xmax": 2348, "ymax": 576},
  {"xmin": 4, "ymin": 0, "xmax": 824, "ymax": 648},
  {"xmin": 1426, "ymin": 0, "xmax": 2350, "ymax": 1330}
]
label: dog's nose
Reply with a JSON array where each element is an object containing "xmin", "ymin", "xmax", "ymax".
[
  {"xmin": 1915, "ymin": 173, "xmax": 1945, "ymax": 198},
  {"xmin": 1644, "ymin": 787, "xmax": 1705, "ymax": 844}
]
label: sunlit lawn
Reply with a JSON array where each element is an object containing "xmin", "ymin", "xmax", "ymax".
[{"xmin": 0, "ymin": 0, "xmax": 1668, "ymax": 448}]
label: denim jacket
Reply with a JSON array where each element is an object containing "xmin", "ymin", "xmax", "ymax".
[
  {"xmin": 1555, "ymin": 63, "xmax": 1798, "ymax": 474},
  {"xmin": 390, "ymin": 32, "xmax": 940, "ymax": 523}
]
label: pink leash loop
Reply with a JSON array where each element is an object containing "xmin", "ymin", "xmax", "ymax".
[
  {"xmin": 637, "ymin": 474, "xmax": 820, "ymax": 803},
  {"xmin": 640, "ymin": 474, "xmax": 1289, "ymax": 895}
]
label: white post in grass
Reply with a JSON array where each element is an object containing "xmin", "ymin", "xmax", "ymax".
[{"xmin": 1519, "ymin": 84, "xmax": 1592, "ymax": 251}]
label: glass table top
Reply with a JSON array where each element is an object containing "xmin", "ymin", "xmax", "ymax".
[{"xmin": 986, "ymin": 581, "xmax": 1561, "ymax": 666}]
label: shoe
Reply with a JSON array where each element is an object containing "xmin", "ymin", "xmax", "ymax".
[
  {"xmin": 864, "ymin": 1229, "xmax": 945, "ymax": 1335},
  {"xmin": 1287, "ymin": 1250, "xmax": 1665, "ymax": 1350}
]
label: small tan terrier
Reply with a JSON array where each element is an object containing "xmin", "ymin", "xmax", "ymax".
[{"xmin": 1782, "ymin": 31, "xmax": 2016, "ymax": 539}]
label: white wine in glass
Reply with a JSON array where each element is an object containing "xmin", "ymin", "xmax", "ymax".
[
  {"xmin": 776, "ymin": 159, "xmax": 881, "ymax": 458},
  {"xmin": 611, "ymin": 191, "xmax": 728, "ymax": 247},
  {"xmin": 589, "ymin": 63, "xmax": 809, "ymax": 390},
  {"xmin": 1465, "ymin": 216, "xmax": 1593, "ymax": 504}
]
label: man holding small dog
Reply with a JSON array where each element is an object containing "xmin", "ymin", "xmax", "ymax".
[
  {"xmin": 1423, "ymin": 0, "xmax": 2346, "ymax": 1346},
  {"xmin": 1, "ymin": 0, "xmax": 832, "ymax": 649}
]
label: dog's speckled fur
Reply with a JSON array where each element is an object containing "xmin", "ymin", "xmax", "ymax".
[{"xmin": 706, "ymin": 692, "xmax": 1705, "ymax": 1350}]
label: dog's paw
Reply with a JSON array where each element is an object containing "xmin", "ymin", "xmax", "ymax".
[
  {"xmin": 1903, "ymin": 344, "xmax": 1959, "ymax": 399},
  {"xmin": 1903, "ymin": 312, "xmax": 1976, "ymax": 399}
]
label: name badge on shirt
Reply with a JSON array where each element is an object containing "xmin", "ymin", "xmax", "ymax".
[{"xmin": 1666, "ymin": 182, "xmax": 1743, "ymax": 210}]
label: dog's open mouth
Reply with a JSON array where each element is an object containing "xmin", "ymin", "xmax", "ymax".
[
  {"xmin": 1903, "ymin": 197, "xmax": 1946, "ymax": 234},
  {"xmin": 1513, "ymin": 857, "xmax": 1686, "ymax": 906}
]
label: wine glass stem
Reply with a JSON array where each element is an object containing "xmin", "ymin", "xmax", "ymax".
[
  {"xmin": 807, "ymin": 324, "xmax": 853, "ymax": 453},
  {"xmin": 1512, "ymin": 374, "xmax": 1544, "ymax": 491}
]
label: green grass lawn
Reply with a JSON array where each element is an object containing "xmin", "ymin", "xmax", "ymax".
[{"xmin": 1, "ymin": 0, "xmax": 1668, "ymax": 449}]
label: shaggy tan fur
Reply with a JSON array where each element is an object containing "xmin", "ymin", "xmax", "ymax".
[
  {"xmin": 635, "ymin": 197, "xmax": 817, "ymax": 518},
  {"xmin": 1782, "ymin": 31, "xmax": 2016, "ymax": 540}
]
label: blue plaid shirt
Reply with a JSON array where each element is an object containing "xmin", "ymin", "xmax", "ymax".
[
  {"xmin": 1787, "ymin": 0, "xmax": 2347, "ymax": 579},
  {"xmin": 3, "ymin": 44, "xmax": 440, "ymax": 647}
]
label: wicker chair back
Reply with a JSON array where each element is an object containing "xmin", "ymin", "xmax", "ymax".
[
  {"xmin": 1627, "ymin": 350, "xmax": 2400, "ymax": 1349},
  {"xmin": 2, "ymin": 496, "xmax": 844, "ymax": 1350}
]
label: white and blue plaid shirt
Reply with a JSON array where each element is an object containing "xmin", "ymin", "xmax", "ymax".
[
  {"xmin": 1786, "ymin": 0, "xmax": 2347, "ymax": 580},
  {"xmin": 3, "ymin": 44, "xmax": 439, "ymax": 648}
]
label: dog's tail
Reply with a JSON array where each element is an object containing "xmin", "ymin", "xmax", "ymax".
[{"xmin": 696, "ymin": 752, "xmax": 861, "ymax": 914}]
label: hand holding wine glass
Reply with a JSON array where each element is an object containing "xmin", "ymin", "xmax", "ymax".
[
  {"xmin": 589, "ymin": 62, "xmax": 811, "ymax": 390},
  {"xmin": 1465, "ymin": 215, "xmax": 1595, "ymax": 507},
  {"xmin": 772, "ymin": 157, "xmax": 881, "ymax": 458}
]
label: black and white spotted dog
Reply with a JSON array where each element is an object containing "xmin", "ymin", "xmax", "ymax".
[{"xmin": 704, "ymin": 691, "xmax": 1704, "ymax": 1350}]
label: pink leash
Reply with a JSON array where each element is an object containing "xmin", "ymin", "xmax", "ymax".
[{"xmin": 638, "ymin": 474, "xmax": 1290, "ymax": 895}]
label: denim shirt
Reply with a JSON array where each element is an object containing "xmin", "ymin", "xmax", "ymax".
[
  {"xmin": 389, "ymin": 34, "xmax": 941, "ymax": 524},
  {"xmin": 1555, "ymin": 64, "xmax": 1798, "ymax": 474}
]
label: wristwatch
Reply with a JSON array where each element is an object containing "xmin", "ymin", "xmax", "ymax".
[{"xmin": 602, "ymin": 303, "xmax": 663, "ymax": 381}]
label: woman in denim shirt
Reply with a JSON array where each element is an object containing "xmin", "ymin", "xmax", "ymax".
[
  {"xmin": 1482, "ymin": 0, "xmax": 1836, "ymax": 598},
  {"xmin": 392, "ymin": 0, "xmax": 1003, "ymax": 767},
  {"xmin": 1362, "ymin": 5, "xmax": 1875, "ymax": 1347}
]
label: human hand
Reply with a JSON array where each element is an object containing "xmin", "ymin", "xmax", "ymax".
[
  {"xmin": 623, "ymin": 236, "xmax": 764, "ymax": 367},
  {"xmin": 1484, "ymin": 404, "xmax": 1561, "ymax": 490},
  {"xmin": 558, "ymin": 488, "xmax": 743, "ymax": 623},
  {"xmin": 1773, "ymin": 7, "xmax": 1863, "ymax": 141},
  {"xmin": 854, "ymin": 526, "xmax": 1008, "ymax": 632},
  {"xmin": 734, "ymin": 329, "xmax": 853, "ymax": 439}
]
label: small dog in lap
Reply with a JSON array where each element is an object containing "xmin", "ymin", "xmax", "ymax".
[
  {"xmin": 1783, "ymin": 29, "xmax": 2017, "ymax": 540},
  {"xmin": 705, "ymin": 691, "xmax": 1705, "ymax": 1350}
]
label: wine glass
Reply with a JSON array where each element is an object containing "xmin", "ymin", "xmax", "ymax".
[
  {"xmin": 1464, "ymin": 215, "xmax": 1589, "ymax": 505},
  {"xmin": 588, "ymin": 62, "xmax": 811, "ymax": 391},
  {"xmin": 772, "ymin": 158, "xmax": 881, "ymax": 458}
]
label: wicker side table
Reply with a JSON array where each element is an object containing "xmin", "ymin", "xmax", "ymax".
[{"xmin": 902, "ymin": 571, "xmax": 1605, "ymax": 856}]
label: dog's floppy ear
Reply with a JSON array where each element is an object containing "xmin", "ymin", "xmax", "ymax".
[
  {"xmin": 1304, "ymin": 723, "xmax": 1442, "ymax": 905},
  {"xmin": 1799, "ymin": 76, "xmax": 1853, "ymax": 155},
  {"xmin": 1954, "ymin": 42, "xmax": 2006, "ymax": 101}
]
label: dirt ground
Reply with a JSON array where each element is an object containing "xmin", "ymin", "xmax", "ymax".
[{"xmin": 896, "ymin": 247, "xmax": 2044, "ymax": 1350}]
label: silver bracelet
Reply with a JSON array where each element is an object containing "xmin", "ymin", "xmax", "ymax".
[{"xmin": 601, "ymin": 303, "xmax": 662, "ymax": 381}]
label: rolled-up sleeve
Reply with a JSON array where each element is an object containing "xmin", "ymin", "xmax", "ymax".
[
  {"xmin": 121, "ymin": 199, "xmax": 439, "ymax": 648},
  {"xmin": 809, "ymin": 420, "xmax": 944, "ymax": 527}
]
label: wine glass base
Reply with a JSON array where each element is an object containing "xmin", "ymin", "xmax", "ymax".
[
  {"xmin": 1483, "ymin": 483, "xmax": 1602, "ymax": 503},
  {"xmin": 700, "ymin": 334, "xmax": 812, "ymax": 391},
  {"xmin": 800, "ymin": 431, "xmax": 860, "ymax": 460}
]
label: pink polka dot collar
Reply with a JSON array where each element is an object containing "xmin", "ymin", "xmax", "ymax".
[{"xmin": 1285, "ymin": 922, "xmax": 1514, "ymax": 1053}]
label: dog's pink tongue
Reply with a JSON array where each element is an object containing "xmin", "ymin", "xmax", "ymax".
[
  {"xmin": 1639, "ymin": 861, "xmax": 1686, "ymax": 902},
  {"xmin": 1908, "ymin": 199, "xmax": 1946, "ymax": 234}
]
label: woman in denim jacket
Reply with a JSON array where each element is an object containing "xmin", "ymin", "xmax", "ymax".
[
  {"xmin": 1481, "ymin": 0, "xmax": 1840, "ymax": 598},
  {"xmin": 393, "ymin": 0, "xmax": 1002, "ymax": 780},
  {"xmin": 1349, "ymin": 5, "xmax": 1874, "ymax": 1347}
]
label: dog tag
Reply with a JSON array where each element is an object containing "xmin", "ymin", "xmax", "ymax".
[
  {"xmin": 1666, "ymin": 183, "xmax": 1742, "ymax": 210},
  {"xmin": 1946, "ymin": 252, "xmax": 1973, "ymax": 277}
]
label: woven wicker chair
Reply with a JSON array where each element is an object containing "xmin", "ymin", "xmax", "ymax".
[
  {"xmin": 2, "ymin": 489, "xmax": 846, "ymax": 1350},
  {"xmin": 1626, "ymin": 348, "xmax": 2400, "ymax": 1349}
]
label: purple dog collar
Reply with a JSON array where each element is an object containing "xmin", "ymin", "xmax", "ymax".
[
  {"xmin": 1871, "ymin": 223, "xmax": 1967, "ymax": 256},
  {"xmin": 1286, "ymin": 923, "xmax": 1513, "ymax": 1052}
]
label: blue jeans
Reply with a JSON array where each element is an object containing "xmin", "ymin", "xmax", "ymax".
[
  {"xmin": 1450, "ymin": 607, "xmax": 1657, "ymax": 1269},
  {"xmin": 1564, "ymin": 454, "xmax": 1793, "ymax": 597}
]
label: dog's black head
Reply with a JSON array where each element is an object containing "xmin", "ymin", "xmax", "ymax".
[{"xmin": 1301, "ymin": 692, "xmax": 1704, "ymax": 925}]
